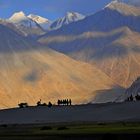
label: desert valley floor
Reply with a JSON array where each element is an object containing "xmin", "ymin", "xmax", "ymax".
[{"xmin": 0, "ymin": 102, "xmax": 140, "ymax": 139}]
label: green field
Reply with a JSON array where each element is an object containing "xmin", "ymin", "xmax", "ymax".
[{"xmin": 0, "ymin": 122, "xmax": 140, "ymax": 139}]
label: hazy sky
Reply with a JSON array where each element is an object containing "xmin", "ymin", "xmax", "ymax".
[{"xmin": 0, "ymin": 0, "xmax": 112, "ymax": 21}]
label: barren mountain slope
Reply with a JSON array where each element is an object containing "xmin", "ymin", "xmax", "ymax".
[
  {"xmin": 0, "ymin": 23, "xmax": 122, "ymax": 108},
  {"xmin": 106, "ymin": 0, "xmax": 140, "ymax": 16},
  {"xmin": 40, "ymin": 26, "xmax": 140, "ymax": 87},
  {"xmin": 0, "ymin": 50, "xmax": 122, "ymax": 108},
  {"xmin": 91, "ymin": 27, "xmax": 140, "ymax": 88}
]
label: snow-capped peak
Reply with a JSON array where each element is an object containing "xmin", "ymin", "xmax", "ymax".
[
  {"xmin": 9, "ymin": 11, "xmax": 27, "ymax": 23},
  {"xmin": 8, "ymin": 11, "xmax": 46, "ymax": 36},
  {"xmin": 15, "ymin": 11, "xmax": 25, "ymax": 16},
  {"xmin": 27, "ymin": 14, "xmax": 51, "ymax": 30},
  {"xmin": 28, "ymin": 14, "xmax": 49, "ymax": 24},
  {"xmin": 50, "ymin": 12, "xmax": 85, "ymax": 30}
]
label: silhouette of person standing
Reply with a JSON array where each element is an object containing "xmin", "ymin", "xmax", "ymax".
[
  {"xmin": 48, "ymin": 102, "xmax": 52, "ymax": 108},
  {"xmin": 64, "ymin": 99, "xmax": 66, "ymax": 105},
  {"xmin": 66, "ymin": 99, "xmax": 69, "ymax": 106},
  {"xmin": 69, "ymin": 99, "xmax": 72, "ymax": 105},
  {"xmin": 130, "ymin": 95, "xmax": 133, "ymax": 101},
  {"xmin": 57, "ymin": 100, "xmax": 60, "ymax": 105}
]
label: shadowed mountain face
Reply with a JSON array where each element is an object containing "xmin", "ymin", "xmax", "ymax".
[
  {"xmin": 39, "ymin": 2, "xmax": 140, "ymax": 88},
  {"xmin": 0, "ymin": 19, "xmax": 25, "ymax": 36},
  {"xmin": 0, "ymin": 23, "xmax": 37, "ymax": 52},
  {"xmin": 0, "ymin": 23, "xmax": 123, "ymax": 108}
]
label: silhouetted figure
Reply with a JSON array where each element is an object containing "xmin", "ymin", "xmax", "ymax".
[
  {"xmin": 60, "ymin": 100, "xmax": 62, "ymax": 105},
  {"xmin": 62, "ymin": 100, "xmax": 64, "ymax": 105},
  {"xmin": 37, "ymin": 99, "xmax": 41, "ymax": 106},
  {"xmin": 125, "ymin": 97, "xmax": 130, "ymax": 102},
  {"xmin": 48, "ymin": 102, "xmax": 52, "ymax": 108},
  {"xmin": 69, "ymin": 99, "xmax": 72, "ymax": 105},
  {"xmin": 37, "ymin": 99, "xmax": 47, "ymax": 106},
  {"xmin": 57, "ymin": 100, "xmax": 60, "ymax": 105},
  {"xmin": 66, "ymin": 99, "xmax": 69, "ymax": 106},
  {"xmin": 130, "ymin": 95, "xmax": 133, "ymax": 101},
  {"xmin": 18, "ymin": 103, "xmax": 28, "ymax": 108},
  {"xmin": 64, "ymin": 99, "xmax": 67, "ymax": 105},
  {"xmin": 135, "ymin": 94, "xmax": 140, "ymax": 101}
]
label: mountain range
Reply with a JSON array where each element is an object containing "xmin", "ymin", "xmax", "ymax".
[
  {"xmin": 8, "ymin": 11, "xmax": 84, "ymax": 37},
  {"xmin": 39, "ymin": 1, "xmax": 140, "ymax": 88},
  {"xmin": 0, "ymin": 0, "xmax": 139, "ymax": 108}
]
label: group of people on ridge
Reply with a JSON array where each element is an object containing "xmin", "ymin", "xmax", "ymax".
[{"xmin": 57, "ymin": 99, "xmax": 72, "ymax": 106}]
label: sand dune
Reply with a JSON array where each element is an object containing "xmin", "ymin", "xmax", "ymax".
[{"xmin": 0, "ymin": 102, "xmax": 140, "ymax": 124}]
